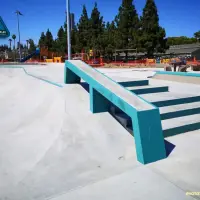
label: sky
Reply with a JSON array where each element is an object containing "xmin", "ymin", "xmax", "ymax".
[{"xmin": 1, "ymin": 0, "xmax": 200, "ymax": 45}]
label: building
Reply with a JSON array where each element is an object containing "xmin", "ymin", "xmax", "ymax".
[{"xmin": 165, "ymin": 43, "xmax": 200, "ymax": 59}]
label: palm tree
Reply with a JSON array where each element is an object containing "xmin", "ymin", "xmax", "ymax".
[
  {"xmin": 12, "ymin": 34, "xmax": 16, "ymax": 49},
  {"xmin": 26, "ymin": 40, "xmax": 29, "ymax": 49},
  {"xmin": 8, "ymin": 39, "xmax": 12, "ymax": 50}
]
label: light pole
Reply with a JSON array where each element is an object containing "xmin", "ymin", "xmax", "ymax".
[
  {"xmin": 66, "ymin": 0, "xmax": 71, "ymax": 60},
  {"xmin": 15, "ymin": 10, "xmax": 23, "ymax": 61}
]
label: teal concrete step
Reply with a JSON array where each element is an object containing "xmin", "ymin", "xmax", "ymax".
[
  {"xmin": 118, "ymin": 80, "xmax": 149, "ymax": 87},
  {"xmin": 162, "ymin": 114, "xmax": 200, "ymax": 137},
  {"xmin": 140, "ymin": 92, "xmax": 200, "ymax": 107},
  {"xmin": 128, "ymin": 85, "xmax": 169, "ymax": 95},
  {"xmin": 110, "ymin": 93, "xmax": 200, "ymax": 138},
  {"xmin": 160, "ymin": 102, "xmax": 200, "ymax": 120},
  {"xmin": 126, "ymin": 114, "xmax": 200, "ymax": 137}
]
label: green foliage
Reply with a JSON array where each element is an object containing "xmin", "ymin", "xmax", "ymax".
[
  {"xmin": 194, "ymin": 31, "xmax": 200, "ymax": 42},
  {"xmin": 89, "ymin": 2, "xmax": 105, "ymax": 51},
  {"xmin": 8, "ymin": 38, "xmax": 12, "ymax": 50},
  {"xmin": 140, "ymin": 0, "xmax": 167, "ymax": 57},
  {"xmin": 115, "ymin": 0, "xmax": 140, "ymax": 51},
  {"xmin": 77, "ymin": 5, "xmax": 90, "ymax": 51},
  {"xmin": 167, "ymin": 36, "xmax": 197, "ymax": 45},
  {"xmin": 36, "ymin": 0, "xmax": 200, "ymax": 59},
  {"xmin": 0, "ymin": 45, "xmax": 9, "ymax": 51},
  {"xmin": 38, "ymin": 32, "xmax": 46, "ymax": 47},
  {"xmin": 52, "ymin": 26, "xmax": 66, "ymax": 53},
  {"xmin": 103, "ymin": 21, "xmax": 117, "ymax": 58},
  {"xmin": 28, "ymin": 39, "xmax": 36, "ymax": 53},
  {"xmin": 45, "ymin": 29, "xmax": 54, "ymax": 50},
  {"xmin": 12, "ymin": 34, "xmax": 16, "ymax": 49}
]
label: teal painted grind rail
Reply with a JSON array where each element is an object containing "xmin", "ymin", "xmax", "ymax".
[{"xmin": 64, "ymin": 60, "xmax": 167, "ymax": 164}]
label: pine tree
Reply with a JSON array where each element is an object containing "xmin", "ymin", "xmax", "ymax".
[
  {"xmin": 141, "ymin": 0, "xmax": 167, "ymax": 57},
  {"xmin": 45, "ymin": 29, "xmax": 54, "ymax": 50},
  {"xmin": 77, "ymin": 5, "xmax": 90, "ymax": 51},
  {"xmin": 55, "ymin": 26, "xmax": 65, "ymax": 53},
  {"xmin": 103, "ymin": 21, "xmax": 117, "ymax": 59},
  {"xmin": 194, "ymin": 31, "xmax": 200, "ymax": 42},
  {"xmin": 38, "ymin": 32, "xmax": 46, "ymax": 47},
  {"xmin": 57, "ymin": 26, "xmax": 64, "ymax": 41},
  {"xmin": 115, "ymin": 0, "xmax": 140, "ymax": 59},
  {"xmin": 89, "ymin": 2, "xmax": 105, "ymax": 52},
  {"xmin": 28, "ymin": 39, "xmax": 36, "ymax": 53},
  {"xmin": 71, "ymin": 26, "xmax": 79, "ymax": 54}
]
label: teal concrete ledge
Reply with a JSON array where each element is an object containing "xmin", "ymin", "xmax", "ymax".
[
  {"xmin": 0, "ymin": 66, "xmax": 63, "ymax": 88},
  {"xmin": 65, "ymin": 60, "xmax": 167, "ymax": 164},
  {"xmin": 154, "ymin": 71, "xmax": 200, "ymax": 78},
  {"xmin": 119, "ymin": 80, "xmax": 149, "ymax": 87},
  {"xmin": 131, "ymin": 86, "xmax": 169, "ymax": 95}
]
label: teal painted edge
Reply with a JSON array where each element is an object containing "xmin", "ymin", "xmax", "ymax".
[
  {"xmin": 154, "ymin": 71, "xmax": 200, "ymax": 78},
  {"xmin": 65, "ymin": 61, "xmax": 157, "ymax": 109},
  {"xmin": 66, "ymin": 61, "xmax": 138, "ymax": 116},
  {"xmin": 0, "ymin": 66, "xmax": 63, "ymax": 88},
  {"xmin": 65, "ymin": 61, "xmax": 166, "ymax": 164},
  {"xmin": 89, "ymin": 64, "xmax": 157, "ymax": 109}
]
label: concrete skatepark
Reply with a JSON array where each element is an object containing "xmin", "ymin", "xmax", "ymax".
[{"xmin": 0, "ymin": 63, "xmax": 200, "ymax": 199}]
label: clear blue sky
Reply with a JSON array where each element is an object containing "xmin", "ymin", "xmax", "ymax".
[{"xmin": 1, "ymin": 0, "xmax": 200, "ymax": 45}]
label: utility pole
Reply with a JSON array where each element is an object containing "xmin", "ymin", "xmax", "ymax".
[
  {"xmin": 15, "ymin": 10, "xmax": 23, "ymax": 61},
  {"xmin": 66, "ymin": 0, "xmax": 71, "ymax": 60}
]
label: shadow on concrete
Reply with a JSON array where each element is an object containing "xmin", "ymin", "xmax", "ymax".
[
  {"xmin": 164, "ymin": 140, "xmax": 176, "ymax": 157},
  {"xmin": 80, "ymin": 82, "xmax": 89, "ymax": 93}
]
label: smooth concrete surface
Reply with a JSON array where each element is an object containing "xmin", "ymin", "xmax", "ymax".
[
  {"xmin": 162, "ymin": 113, "xmax": 200, "ymax": 130},
  {"xmin": 154, "ymin": 74, "xmax": 200, "ymax": 84},
  {"xmin": 0, "ymin": 64, "xmax": 200, "ymax": 200},
  {"xmin": 140, "ymin": 92, "xmax": 200, "ymax": 103},
  {"xmin": 159, "ymin": 102, "xmax": 200, "ymax": 114}
]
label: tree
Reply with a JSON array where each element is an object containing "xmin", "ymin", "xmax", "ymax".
[
  {"xmin": 26, "ymin": 40, "xmax": 29, "ymax": 50},
  {"xmin": 141, "ymin": 0, "xmax": 167, "ymax": 57},
  {"xmin": 52, "ymin": 26, "xmax": 66, "ymax": 54},
  {"xmin": 28, "ymin": 39, "xmax": 36, "ymax": 53},
  {"xmin": 57, "ymin": 26, "xmax": 66, "ymax": 53},
  {"xmin": 45, "ymin": 29, "xmax": 54, "ymax": 50},
  {"xmin": 12, "ymin": 34, "xmax": 16, "ymax": 49},
  {"xmin": 0, "ymin": 45, "xmax": 9, "ymax": 51},
  {"xmin": 77, "ymin": 5, "xmax": 90, "ymax": 52},
  {"xmin": 115, "ymin": 0, "xmax": 140, "ymax": 59},
  {"xmin": 103, "ymin": 21, "xmax": 117, "ymax": 59},
  {"xmin": 17, "ymin": 42, "xmax": 23, "ymax": 50},
  {"xmin": 38, "ymin": 32, "xmax": 46, "ymax": 47},
  {"xmin": 167, "ymin": 36, "xmax": 197, "ymax": 46},
  {"xmin": 194, "ymin": 31, "xmax": 200, "ymax": 42},
  {"xmin": 71, "ymin": 26, "xmax": 79, "ymax": 53},
  {"xmin": 89, "ymin": 2, "xmax": 105, "ymax": 51},
  {"xmin": 57, "ymin": 26, "xmax": 64, "ymax": 41},
  {"xmin": 8, "ymin": 39, "xmax": 12, "ymax": 50}
]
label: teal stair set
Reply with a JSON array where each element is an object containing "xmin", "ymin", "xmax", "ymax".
[{"xmin": 65, "ymin": 60, "xmax": 200, "ymax": 165}]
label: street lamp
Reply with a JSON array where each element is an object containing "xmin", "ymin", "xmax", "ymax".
[
  {"xmin": 66, "ymin": 0, "xmax": 71, "ymax": 60},
  {"xmin": 15, "ymin": 10, "xmax": 23, "ymax": 61}
]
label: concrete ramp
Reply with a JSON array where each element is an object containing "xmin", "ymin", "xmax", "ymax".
[
  {"xmin": 65, "ymin": 60, "xmax": 167, "ymax": 164},
  {"xmin": 153, "ymin": 71, "xmax": 200, "ymax": 84}
]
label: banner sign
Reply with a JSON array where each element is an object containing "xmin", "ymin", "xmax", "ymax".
[{"xmin": 0, "ymin": 16, "xmax": 10, "ymax": 38}]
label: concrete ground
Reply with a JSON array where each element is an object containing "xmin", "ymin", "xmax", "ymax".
[{"xmin": 0, "ymin": 63, "xmax": 200, "ymax": 200}]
